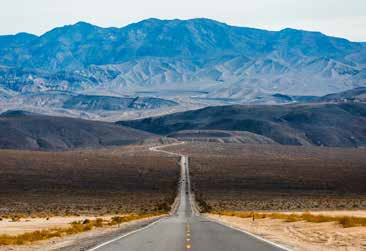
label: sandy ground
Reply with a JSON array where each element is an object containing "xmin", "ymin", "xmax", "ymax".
[
  {"xmin": 0, "ymin": 215, "xmax": 121, "ymax": 236},
  {"xmin": 207, "ymin": 212, "xmax": 366, "ymax": 251},
  {"xmin": 0, "ymin": 215, "xmax": 165, "ymax": 251}
]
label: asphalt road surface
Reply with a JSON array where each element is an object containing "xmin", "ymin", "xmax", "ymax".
[{"xmin": 88, "ymin": 146, "xmax": 289, "ymax": 251}]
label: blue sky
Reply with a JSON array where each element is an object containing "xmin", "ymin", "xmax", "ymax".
[{"xmin": 1, "ymin": 0, "xmax": 365, "ymax": 41}]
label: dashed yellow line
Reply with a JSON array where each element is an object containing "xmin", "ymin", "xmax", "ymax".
[{"xmin": 186, "ymin": 223, "xmax": 191, "ymax": 249}]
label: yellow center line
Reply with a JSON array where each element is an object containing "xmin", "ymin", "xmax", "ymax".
[{"xmin": 186, "ymin": 223, "xmax": 192, "ymax": 249}]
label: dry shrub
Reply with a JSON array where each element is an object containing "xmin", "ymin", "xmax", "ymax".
[
  {"xmin": 195, "ymin": 195, "xmax": 213, "ymax": 213},
  {"xmin": 95, "ymin": 218, "xmax": 103, "ymax": 227},
  {"xmin": 215, "ymin": 211, "xmax": 366, "ymax": 228},
  {"xmin": 338, "ymin": 216, "xmax": 366, "ymax": 228},
  {"xmin": 109, "ymin": 212, "xmax": 163, "ymax": 226}
]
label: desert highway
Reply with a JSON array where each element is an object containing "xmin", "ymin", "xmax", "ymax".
[{"xmin": 88, "ymin": 143, "xmax": 290, "ymax": 251}]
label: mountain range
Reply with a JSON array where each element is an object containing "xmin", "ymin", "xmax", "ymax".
[
  {"xmin": 0, "ymin": 18, "xmax": 366, "ymax": 120},
  {"xmin": 2, "ymin": 100, "xmax": 366, "ymax": 150}
]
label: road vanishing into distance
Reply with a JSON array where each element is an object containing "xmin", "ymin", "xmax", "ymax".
[{"xmin": 88, "ymin": 143, "xmax": 289, "ymax": 251}]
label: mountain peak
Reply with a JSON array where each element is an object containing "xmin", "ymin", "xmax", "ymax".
[
  {"xmin": 73, "ymin": 21, "xmax": 95, "ymax": 28},
  {"xmin": 129, "ymin": 17, "xmax": 227, "ymax": 28},
  {"xmin": 279, "ymin": 27, "xmax": 323, "ymax": 35},
  {"xmin": 14, "ymin": 32, "xmax": 38, "ymax": 38},
  {"xmin": 41, "ymin": 21, "xmax": 99, "ymax": 37}
]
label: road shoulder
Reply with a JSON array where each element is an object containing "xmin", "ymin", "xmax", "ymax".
[{"xmin": 206, "ymin": 213, "xmax": 366, "ymax": 251}]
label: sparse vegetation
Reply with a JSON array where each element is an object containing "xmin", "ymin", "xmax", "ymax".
[
  {"xmin": 195, "ymin": 194, "xmax": 212, "ymax": 213},
  {"xmin": 213, "ymin": 211, "xmax": 366, "ymax": 228},
  {"xmin": 0, "ymin": 212, "xmax": 164, "ymax": 245},
  {"xmin": 0, "ymin": 145, "xmax": 179, "ymax": 216},
  {"xmin": 166, "ymin": 142, "xmax": 366, "ymax": 211}
]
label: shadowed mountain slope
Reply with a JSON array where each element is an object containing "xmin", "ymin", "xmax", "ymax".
[
  {"xmin": 0, "ymin": 111, "xmax": 157, "ymax": 150},
  {"xmin": 119, "ymin": 102, "xmax": 366, "ymax": 147}
]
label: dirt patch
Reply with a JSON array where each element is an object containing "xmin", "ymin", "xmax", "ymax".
[
  {"xmin": 0, "ymin": 215, "xmax": 165, "ymax": 251},
  {"xmin": 0, "ymin": 215, "xmax": 117, "ymax": 236}
]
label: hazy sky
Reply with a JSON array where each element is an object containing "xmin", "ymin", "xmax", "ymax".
[{"xmin": 1, "ymin": 0, "xmax": 365, "ymax": 41}]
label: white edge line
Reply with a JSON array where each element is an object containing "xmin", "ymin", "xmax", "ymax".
[
  {"xmin": 205, "ymin": 216, "xmax": 293, "ymax": 251},
  {"xmin": 87, "ymin": 217, "xmax": 167, "ymax": 251},
  {"xmin": 89, "ymin": 143, "xmax": 290, "ymax": 250},
  {"xmin": 88, "ymin": 142, "xmax": 185, "ymax": 251},
  {"xmin": 153, "ymin": 142, "xmax": 292, "ymax": 250}
]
